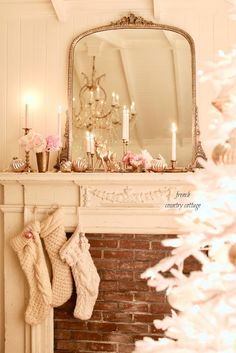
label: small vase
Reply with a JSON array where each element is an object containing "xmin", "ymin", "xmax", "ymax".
[{"xmin": 36, "ymin": 151, "xmax": 50, "ymax": 173}]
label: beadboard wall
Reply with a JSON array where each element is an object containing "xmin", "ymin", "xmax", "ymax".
[
  {"xmin": 0, "ymin": 1, "xmax": 236, "ymax": 352},
  {"xmin": 0, "ymin": 0, "xmax": 235, "ymax": 171}
]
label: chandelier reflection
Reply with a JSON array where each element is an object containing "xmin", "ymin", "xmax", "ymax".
[{"xmin": 74, "ymin": 56, "xmax": 136, "ymax": 135}]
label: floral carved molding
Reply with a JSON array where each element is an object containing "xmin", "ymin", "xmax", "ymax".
[{"xmin": 80, "ymin": 184, "xmax": 192, "ymax": 208}]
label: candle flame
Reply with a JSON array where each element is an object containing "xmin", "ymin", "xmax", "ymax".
[{"xmin": 171, "ymin": 122, "xmax": 177, "ymax": 132}]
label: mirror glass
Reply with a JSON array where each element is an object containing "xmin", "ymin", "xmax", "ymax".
[{"xmin": 67, "ymin": 15, "xmax": 199, "ymax": 169}]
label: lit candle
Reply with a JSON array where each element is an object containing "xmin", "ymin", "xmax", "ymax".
[
  {"xmin": 122, "ymin": 106, "xmax": 127, "ymax": 140},
  {"xmin": 57, "ymin": 106, "xmax": 62, "ymax": 138},
  {"xmin": 86, "ymin": 131, "xmax": 91, "ymax": 153},
  {"xmin": 90, "ymin": 133, "xmax": 95, "ymax": 154},
  {"xmin": 130, "ymin": 101, "xmax": 136, "ymax": 114},
  {"xmin": 126, "ymin": 109, "xmax": 130, "ymax": 142},
  {"xmin": 171, "ymin": 122, "xmax": 177, "ymax": 161},
  {"xmin": 95, "ymin": 86, "xmax": 100, "ymax": 100},
  {"xmin": 24, "ymin": 103, "xmax": 28, "ymax": 128},
  {"xmin": 89, "ymin": 90, "xmax": 94, "ymax": 104},
  {"xmin": 112, "ymin": 92, "xmax": 116, "ymax": 105},
  {"xmin": 116, "ymin": 94, "xmax": 119, "ymax": 106}
]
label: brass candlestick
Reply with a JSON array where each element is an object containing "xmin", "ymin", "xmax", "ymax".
[
  {"xmin": 86, "ymin": 152, "xmax": 91, "ymax": 170},
  {"xmin": 91, "ymin": 153, "xmax": 94, "ymax": 172},
  {"xmin": 22, "ymin": 127, "xmax": 33, "ymax": 172},
  {"xmin": 171, "ymin": 160, "xmax": 176, "ymax": 170}
]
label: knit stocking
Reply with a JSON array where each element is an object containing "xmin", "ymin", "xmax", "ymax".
[
  {"xmin": 60, "ymin": 229, "xmax": 100, "ymax": 320},
  {"xmin": 10, "ymin": 221, "xmax": 52, "ymax": 325},
  {"xmin": 40, "ymin": 208, "xmax": 73, "ymax": 307}
]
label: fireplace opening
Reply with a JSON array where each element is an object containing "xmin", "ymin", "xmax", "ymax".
[{"xmin": 54, "ymin": 233, "xmax": 200, "ymax": 353}]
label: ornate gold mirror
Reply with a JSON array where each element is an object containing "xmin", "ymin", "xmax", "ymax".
[{"xmin": 62, "ymin": 13, "xmax": 206, "ymax": 172}]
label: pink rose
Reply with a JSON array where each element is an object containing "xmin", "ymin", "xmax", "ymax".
[{"xmin": 46, "ymin": 135, "xmax": 62, "ymax": 151}]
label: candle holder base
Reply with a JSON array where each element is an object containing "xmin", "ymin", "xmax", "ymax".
[
  {"xmin": 22, "ymin": 127, "xmax": 33, "ymax": 173},
  {"xmin": 171, "ymin": 160, "xmax": 176, "ymax": 170}
]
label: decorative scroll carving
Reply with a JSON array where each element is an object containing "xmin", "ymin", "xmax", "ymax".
[
  {"xmin": 80, "ymin": 185, "xmax": 192, "ymax": 208},
  {"xmin": 110, "ymin": 13, "xmax": 155, "ymax": 26}
]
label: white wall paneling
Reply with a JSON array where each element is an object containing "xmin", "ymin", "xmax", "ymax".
[{"xmin": 1, "ymin": 1, "xmax": 236, "ymax": 352}]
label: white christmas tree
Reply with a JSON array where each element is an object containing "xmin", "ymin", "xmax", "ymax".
[{"xmin": 134, "ymin": 5, "xmax": 236, "ymax": 353}]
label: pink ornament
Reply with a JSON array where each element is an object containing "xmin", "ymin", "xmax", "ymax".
[{"xmin": 24, "ymin": 230, "xmax": 34, "ymax": 239}]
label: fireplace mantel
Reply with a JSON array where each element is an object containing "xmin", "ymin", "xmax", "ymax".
[{"xmin": 0, "ymin": 171, "xmax": 197, "ymax": 353}]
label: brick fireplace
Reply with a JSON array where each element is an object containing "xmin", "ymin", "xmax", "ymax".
[
  {"xmin": 0, "ymin": 172, "xmax": 197, "ymax": 353},
  {"xmin": 54, "ymin": 233, "xmax": 200, "ymax": 353}
]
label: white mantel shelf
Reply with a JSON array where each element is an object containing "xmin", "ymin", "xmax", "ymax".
[
  {"xmin": 0, "ymin": 171, "xmax": 198, "ymax": 353},
  {"xmin": 0, "ymin": 171, "xmax": 197, "ymax": 235},
  {"xmin": 0, "ymin": 171, "xmax": 194, "ymax": 182}
]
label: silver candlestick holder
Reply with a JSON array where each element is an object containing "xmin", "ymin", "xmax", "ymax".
[
  {"xmin": 86, "ymin": 152, "xmax": 95, "ymax": 172},
  {"xmin": 122, "ymin": 139, "xmax": 129, "ymax": 171}
]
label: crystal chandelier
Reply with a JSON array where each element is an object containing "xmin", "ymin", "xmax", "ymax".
[{"xmin": 74, "ymin": 56, "xmax": 136, "ymax": 135}]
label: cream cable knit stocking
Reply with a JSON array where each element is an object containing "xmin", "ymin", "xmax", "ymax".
[
  {"xmin": 40, "ymin": 208, "xmax": 73, "ymax": 307},
  {"xmin": 10, "ymin": 221, "xmax": 52, "ymax": 325},
  {"xmin": 60, "ymin": 229, "xmax": 100, "ymax": 320}
]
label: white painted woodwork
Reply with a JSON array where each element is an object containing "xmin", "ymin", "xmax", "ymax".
[
  {"xmin": 50, "ymin": 0, "xmax": 68, "ymax": 22},
  {"xmin": 0, "ymin": 171, "xmax": 198, "ymax": 353},
  {"xmin": 0, "ymin": 1, "xmax": 236, "ymax": 352}
]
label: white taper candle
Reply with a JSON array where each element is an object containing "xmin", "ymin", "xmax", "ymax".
[{"xmin": 171, "ymin": 122, "xmax": 177, "ymax": 161}]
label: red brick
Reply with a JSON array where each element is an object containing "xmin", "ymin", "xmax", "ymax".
[
  {"xmin": 116, "ymin": 323, "xmax": 148, "ymax": 334},
  {"xmin": 101, "ymin": 270, "xmax": 133, "ymax": 281},
  {"xmin": 120, "ymin": 239, "xmax": 150, "ymax": 250},
  {"xmin": 149, "ymin": 303, "xmax": 171, "ymax": 314},
  {"xmin": 101, "ymin": 333, "xmax": 134, "ymax": 344},
  {"xmin": 135, "ymin": 234, "xmax": 166, "ymax": 240},
  {"xmin": 90, "ymin": 249, "xmax": 102, "ymax": 258},
  {"xmin": 87, "ymin": 322, "xmax": 117, "ymax": 332},
  {"xmin": 133, "ymin": 261, "xmax": 151, "ymax": 271},
  {"xmin": 103, "ymin": 234, "xmax": 133, "ymax": 239},
  {"xmin": 119, "ymin": 280, "xmax": 148, "ymax": 291},
  {"xmin": 89, "ymin": 239, "xmax": 118, "ymax": 248},
  {"xmin": 103, "ymin": 312, "xmax": 133, "ymax": 322},
  {"xmin": 104, "ymin": 250, "xmax": 134, "ymax": 260},
  {"xmin": 99, "ymin": 281, "xmax": 118, "ymax": 291},
  {"xmin": 119, "ymin": 302, "xmax": 148, "ymax": 313},
  {"xmin": 56, "ymin": 340, "xmax": 87, "ymax": 351},
  {"xmin": 119, "ymin": 261, "xmax": 135, "ymax": 270},
  {"xmin": 87, "ymin": 342, "xmax": 117, "ymax": 352},
  {"xmin": 135, "ymin": 250, "xmax": 165, "ymax": 262},
  {"xmin": 133, "ymin": 314, "xmax": 160, "ymax": 323},
  {"xmin": 103, "ymin": 292, "xmax": 133, "ymax": 302},
  {"xmin": 151, "ymin": 241, "xmax": 168, "ymax": 250},
  {"xmin": 184, "ymin": 256, "xmax": 201, "ymax": 272},
  {"xmin": 54, "ymin": 329, "xmax": 71, "ymax": 340},
  {"xmin": 70, "ymin": 331, "xmax": 102, "ymax": 341},
  {"xmin": 93, "ymin": 259, "xmax": 119, "ymax": 269},
  {"xmin": 90, "ymin": 310, "xmax": 102, "ymax": 321},
  {"xmin": 94, "ymin": 301, "xmax": 119, "ymax": 311},
  {"xmin": 54, "ymin": 320, "xmax": 88, "ymax": 330},
  {"xmin": 118, "ymin": 343, "xmax": 135, "ymax": 353}
]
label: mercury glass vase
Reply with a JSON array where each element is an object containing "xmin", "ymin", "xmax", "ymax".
[{"xmin": 36, "ymin": 151, "xmax": 50, "ymax": 172}]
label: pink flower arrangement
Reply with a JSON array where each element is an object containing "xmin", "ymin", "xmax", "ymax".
[
  {"xmin": 122, "ymin": 150, "xmax": 154, "ymax": 171},
  {"xmin": 19, "ymin": 131, "xmax": 62, "ymax": 153},
  {"xmin": 122, "ymin": 151, "xmax": 145, "ymax": 170}
]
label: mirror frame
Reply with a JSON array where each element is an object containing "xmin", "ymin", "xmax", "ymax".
[{"xmin": 61, "ymin": 13, "xmax": 206, "ymax": 169}]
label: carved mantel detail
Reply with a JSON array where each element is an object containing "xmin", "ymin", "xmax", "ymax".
[{"xmin": 80, "ymin": 184, "xmax": 192, "ymax": 207}]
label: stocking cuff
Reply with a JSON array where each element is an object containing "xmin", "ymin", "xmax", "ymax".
[
  {"xmin": 60, "ymin": 230, "xmax": 90, "ymax": 267},
  {"xmin": 40, "ymin": 208, "xmax": 64, "ymax": 238},
  {"xmin": 11, "ymin": 221, "xmax": 40, "ymax": 253}
]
